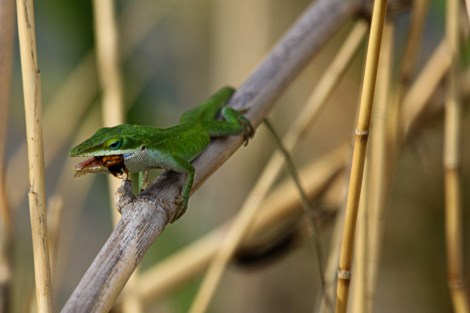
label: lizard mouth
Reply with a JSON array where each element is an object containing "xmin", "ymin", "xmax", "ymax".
[{"xmin": 73, "ymin": 155, "xmax": 128, "ymax": 179}]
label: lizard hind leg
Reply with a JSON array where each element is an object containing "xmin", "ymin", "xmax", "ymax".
[
  {"xmin": 169, "ymin": 158, "xmax": 195, "ymax": 222},
  {"xmin": 207, "ymin": 106, "xmax": 254, "ymax": 144}
]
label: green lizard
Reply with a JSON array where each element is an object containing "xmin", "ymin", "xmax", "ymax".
[{"xmin": 70, "ymin": 86, "xmax": 254, "ymax": 220}]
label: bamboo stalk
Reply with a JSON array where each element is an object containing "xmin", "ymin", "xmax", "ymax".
[
  {"xmin": 352, "ymin": 19, "xmax": 394, "ymax": 313},
  {"xmin": 92, "ymin": 1, "xmax": 142, "ymax": 312},
  {"xmin": 444, "ymin": 0, "xmax": 470, "ymax": 312},
  {"xmin": 364, "ymin": 19, "xmax": 393, "ymax": 313},
  {"xmin": 0, "ymin": 0, "xmax": 15, "ymax": 311},
  {"xmin": 92, "ymin": 0, "xmax": 125, "ymax": 221},
  {"xmin": 188, "ymin": 18, "xmax": 367, "ymax": 313},
  {"xmin": 335, "ymin": 1, "xmax": 387, "ymax": 312},
  {"xmin": 15, "ymin": 0, "xmax": 52, "ymax": 312}
]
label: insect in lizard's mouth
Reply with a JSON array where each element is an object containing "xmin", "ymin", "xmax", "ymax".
[{"xmin": 73, "ymin": 155, "xmax": 128, "ymax": 179}]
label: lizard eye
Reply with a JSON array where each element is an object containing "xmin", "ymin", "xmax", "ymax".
[{"xmin": 106, "ymin": 138, "xmax": 122, "ymax": 150}]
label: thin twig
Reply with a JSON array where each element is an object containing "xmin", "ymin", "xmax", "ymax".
[
  {"xmin": 16, "ymin": 0, "xmax": 52, "ymax": 311},
  {"xmin": 335, "ymin": 1, "xmax": 387, "ymax": 312},
  {"xmin": 61, "ymin": 1, "xmax": 362, "ymax": 311},
  {"xmin": 263, "ymin": 118, "xmax": 331, "ymax": 311},
  {"xmin": 444, "ymin": 0, "xmax": 470, "ymax": 311}
]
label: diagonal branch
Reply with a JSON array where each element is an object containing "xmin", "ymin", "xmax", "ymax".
[{"xmin": 61, "ymin": 0, "xmax": 362, "ymax": 312}]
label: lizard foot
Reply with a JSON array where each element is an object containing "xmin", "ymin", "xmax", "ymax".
[
  {"xmin": 115, "ymin": 179, "xmax": 135, "ymax": 213},
  {"xmin": 239, "ymin": 116, "xmax": 255, "ymax": 146},
  {"xmin": 172, "ymin": 195, "xmax": 188, "ymax": 222}
]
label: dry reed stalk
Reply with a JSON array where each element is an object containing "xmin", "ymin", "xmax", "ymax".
[
  {"xmin": 92, "ymin": 1, "xmax": 142, "ymax": 312},
  {"xmin": 16, "ymin": 0, "xmax": 52, "ymax": 312},
  {"xmin": 188, "ymin": 19, "xmax": 366, "ymax": 313},
  {"xmin": 92, "ymin": 0, "xmax": 125, "ymax": 223},
  {"xmin": 401, "ymin": 41, "xmax": 451, "ymax": 135},
  {"xmin": 0, "ymin": 0, "xmax": 15, "ymax": 311},
  {"xmin": 135, "ymin": 145, "xmax": 347, "ymax": 306},
  {"xmin": 335, "ymin": 1, "xmax": 387, "ymax": 312},
  {"xmin": 390, "ymin": 0, "xmax": 428, "ymax": 147},
  {"xmin": 352, "ymin": 19, "xmax": 394, "ymax": 313},
  {"xmin": 352, "ymin": 163, "xmax": 369, "ymax": 313},
  {"xmin": 398, "ymin": 0, "xmax": 428, "ymax": 85},
  {"xmin": 465, "ymin": 0, "xmax": 470, "ymax": 24},
  {"xmin": 444, "ymin": 0, "xmax": 470, "ymax": 311}
]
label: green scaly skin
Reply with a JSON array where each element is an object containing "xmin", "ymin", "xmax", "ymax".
[{"xmin": 70, "ymin": 86, "xmax": 254, "ymax": 220}]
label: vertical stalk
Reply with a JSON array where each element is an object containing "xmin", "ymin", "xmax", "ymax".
[
  {"xmin": 92, "ymin": 1, "xmax": 142, "ymax": 312},
  {"xmin": 444, "ymin": 0, "xmax": 470, "ymax": 312},
  {"xmin": 363, "ymin": 19, "xmax": 393, "ymax": 313},
  {"xmin": 92, "ymin": 0, "xmax": 125, "ymax": 224},
  {"xmin": 335, "ymin": 1, "xmax": 387, "ymax": 312},
  {"xmin": 15, "ymin": 0, "xmax": 52, "ymax": 312},
  {"xmin": 347, "ymin": 17, "xmax": 394, "ymax": 313}
]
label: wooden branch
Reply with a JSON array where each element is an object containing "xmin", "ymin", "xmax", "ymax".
[{"xmin": 61, "ymin": 0, "xmax": 362, "ymax": 312}]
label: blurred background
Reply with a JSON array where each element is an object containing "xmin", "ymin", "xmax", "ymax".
[{"xmin": 2, "ymin": 0, "xmax": 470, "ymax": 312}]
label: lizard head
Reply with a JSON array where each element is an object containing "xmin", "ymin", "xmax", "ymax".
[
  {"xmin": 69, "ymin": 124, "xmax": 146, "ymax": 178},
  {"xmin": 69, "ymin": 124, "xmax": 144, "ymax": 157}
]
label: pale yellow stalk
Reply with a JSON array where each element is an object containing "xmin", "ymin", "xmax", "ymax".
[
  {"xmin": 335, "ymin": 1, "xmax": 387, "ymax": 312},
  {"xmin": 401, "ymin": 40, "xmax": 450, "ymax": 135},
  {"xmin": 444, "ymin": 0, "xmax": 470, "ymax": 312},
  {"xmin": 399, "ymin": 0, "xmax": 429, "ymax": 85},
  {"xmin": 92, "ymin": 1, "xmax": 142, "ymax": 312},
  {"xmin": 16, "ymin": 0, "xmax": 52, "ymax": 311},
  {"xmin": 352, "ymin": 19, "xmax": 393, "ymax": 313}
]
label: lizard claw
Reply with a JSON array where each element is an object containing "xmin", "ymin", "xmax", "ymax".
[
  {"xmin": 239, "ymin": 116, "xmax": 255, "ymax": 146},
  {"xmin": 172, "ymin": 195, "xmax": 188, "ymax": 222}
]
